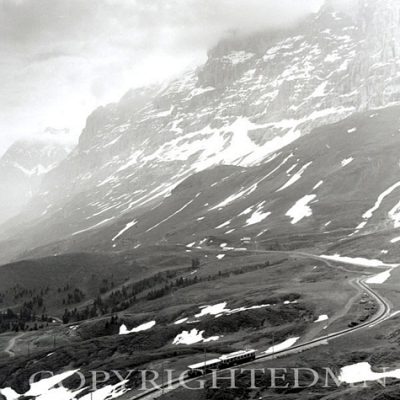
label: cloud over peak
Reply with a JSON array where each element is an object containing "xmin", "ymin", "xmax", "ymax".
[{"xmin": 1, "ymin": 0, "xmax": 350, "ymax": 154}]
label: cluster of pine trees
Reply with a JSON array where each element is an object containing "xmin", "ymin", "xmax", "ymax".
[
  {"xmin": 0, "ymin": 307, "xmax": 53, "ymax": 333},
  {"xmin": 62, "ymin": 288, "xmax": 86, "ymax": 305}
]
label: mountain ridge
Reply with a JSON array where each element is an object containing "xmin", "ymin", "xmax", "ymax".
[
  {"xmin": 7, "ymin": 104, "xmax": 400, "ymax": 265},
  {"xmin": 0, "ymin": 132, "xmax": 71, "ymax": 226}
]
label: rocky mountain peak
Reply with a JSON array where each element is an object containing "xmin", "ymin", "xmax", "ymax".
[
  {"xmin": 0, "ymin": 131, "xmax": 71, "ymax": 226},
  {"xmin": 1, "ymin": 138, "xmax": 68, "ymax": 172},
  {"xmin": 3, "ymin": 1, "xmax": 400, "ymax": 262}
]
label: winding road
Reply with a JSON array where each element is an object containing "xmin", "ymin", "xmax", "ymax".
[{"xmin": 127, "ymin": 250, "xmax": 394, "ymax": 400}]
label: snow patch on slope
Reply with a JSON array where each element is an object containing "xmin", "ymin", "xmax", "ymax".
[
  {"xmin": 263, "ymin": 338, "xmax": 299, "ymax": 354},
  {"xmin": 277, "ymin": 162, "xmax": 312, "ymax": 192},
  {"xmin": 223, "ymin": 51, "xmax": 255, "ymax": 65},
  {"xmin": 112, "ymin": 220, "xmax": 137, "ymax": 241},
  {"xmin": 339, "ymin": 362, "xmax": 400, "ymax": 384},
  {"xmin": 313, "ymin": 180, "xmax": 323, "ymax": 190},
  {"xmin": 389, "ymin": 200, "xmax": 400, "ymax": 228},
  {"xmin": 314, "ymin": 315, "xmax": 329, "ymax": 323},
  {"xmin": 341, "ymin": 157, "xmax": 353, "ymax": 167},
  {"xmin": 146, "ymin": 198, "xmax": 196, "ymax": 232},
  {"xmin": 245, "ymin": 202, "xmax": 271, "ymax": 226},
  {"xmin": 0, "ymin": 370, "xmax": 127, "ymax": 400},
  {"xmin": 366, "ymin": 270, "xmax": 392, "ymax": 284},
  {"xmin": 286, "ymin": 194, "xmax": 317, "ymax": 224},
  {"xmin": 320, "ymin": 254, "xmax": 399, "ymax": 268},
  {"xmin": 195, "ymin": 303, "xmax": 228, "ymax": 318},
  {"xmin": 354, "ymin": 181, "xmax": 400, "ymax": 233},
  {"xmin": 173, "ymin": 329, "xmax": 220, "ymax": 345},
  {"xmin": 119, "ymin": 321, "xmax": 156, "ymax": 335}
]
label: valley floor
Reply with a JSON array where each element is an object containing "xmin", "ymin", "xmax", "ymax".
[{"xmin": 0, "ymin": 247, "xmax": 397, "ymax": 400}]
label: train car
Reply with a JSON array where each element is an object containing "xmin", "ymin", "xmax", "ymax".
[
  {"xmin": 219, "ymin": 349, "xmax": 256, "ymax": 367},
  {"xmin": 187, "ymin": 358, "xmax": 221, "ymax": 377},
  {"xmin": 187, "ymin": 349, "xmax": 256, "ymax": 376}
]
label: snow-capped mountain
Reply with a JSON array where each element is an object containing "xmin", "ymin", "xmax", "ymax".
[
  {"xmin": 0, "ymin": 129, "xmax": 71, "ymax": 225},
  {"xmin": 1, "ymin": 0, "xmax": 400, "ymax": 263},
  {"xmin": 18, "ymin": 104, "xmax": 400, "ymax": 263}
]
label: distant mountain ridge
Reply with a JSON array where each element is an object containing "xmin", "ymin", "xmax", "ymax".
[
  {"xmin": 1, "ymin": 0, "xmax": 400, "ymax": 263},
  {"xmin": 0, "ymin": 130, "xmax": 71, "ymax": 225}
]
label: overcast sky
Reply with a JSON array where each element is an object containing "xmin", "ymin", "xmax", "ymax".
[{"xmin": 0, "ymin": 0, "xmax": 333, "ymax": 155}]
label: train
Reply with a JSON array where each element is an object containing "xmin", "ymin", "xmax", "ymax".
[{"xmin": 187, "ymin": 349, "xmax": 256, "ymax": 377}]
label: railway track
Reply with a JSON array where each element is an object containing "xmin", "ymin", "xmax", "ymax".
[{"xmin": 127, "ymin": 252, "xmax": 392, "ymax": 399}]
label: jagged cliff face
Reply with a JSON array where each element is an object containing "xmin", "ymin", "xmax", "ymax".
[
  {"xmin": 0, "ymin": 136, "xmax": 70, "ymax": 225},
  {"xmin": 354, "ymin": 0, "xmax": 400, "ymax": 107},
  {"xmin": 1, "ymin": 0, "xmax": 400, "ymax": 261}
]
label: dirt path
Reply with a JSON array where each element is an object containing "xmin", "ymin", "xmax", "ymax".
[{"xmin": 4, "ymin": 333, "xmax": 24, "ymax": 358}]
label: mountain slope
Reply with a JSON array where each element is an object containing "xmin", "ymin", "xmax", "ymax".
[
  {"xmin": 1, "ymin": 0, "xmax": 400, "ymax": 263},
  {"xmin": 17, "ymin": 104, "xmax": 400, "ymax": 263}
]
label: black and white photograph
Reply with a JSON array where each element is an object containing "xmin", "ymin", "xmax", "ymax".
[{"xmin": 1, "ymin": 0, "xmax": 400, "ymax": 399}]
